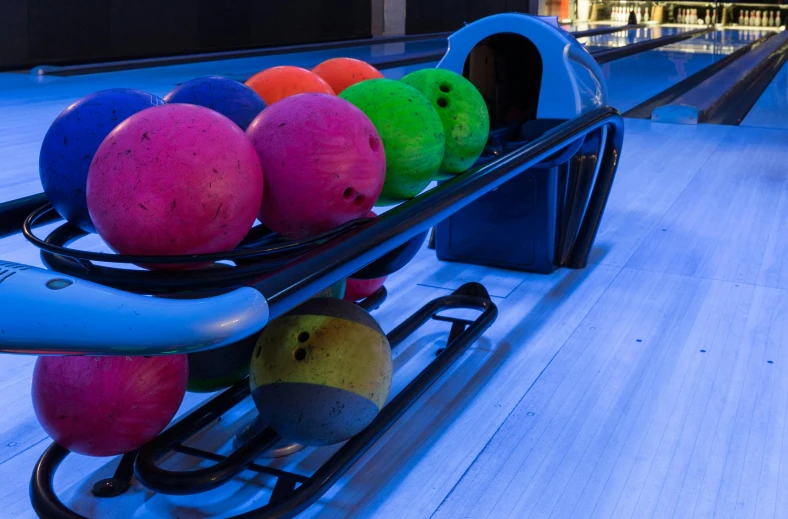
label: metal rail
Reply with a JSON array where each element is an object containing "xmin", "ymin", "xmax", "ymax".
[{"xmin": 30, "ymin": 283, "xmax": 497, "ymax": 519}]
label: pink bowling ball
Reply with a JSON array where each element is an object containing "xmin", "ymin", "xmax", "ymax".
[
  {"xmin": 32, "ymin": 354, "xmax": 188, "ymax": 457},
  {"xmin": 344, "ymin": 276, "xmax": 387, "ymax": 302},
  {"xmin": 87, "ymin": 104, "xmax": 263, "ymax": 268},
  {"xmin": 246, "ymin": 93, "xmax": 385, "ymax": 239}
]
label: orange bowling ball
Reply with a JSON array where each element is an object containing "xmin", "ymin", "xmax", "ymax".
[
  {"xmin": 312, "ymin": 58, "xmax": 384, "ymax": 94},
  {"xmin": 245, "ymin": 66, "xmax": 335, "ymax": 105}
]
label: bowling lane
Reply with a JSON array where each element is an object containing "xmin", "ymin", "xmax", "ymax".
[
  {"xmin": 604, "ymin": 28, "xmax": 773, "ymax": 112},
  {"xmin": 579, "ymin": 25, "xmax": 687, "ymax": 51},
  {"xmin": 740, "ymin": 54, "xmax": 788, "ymax": 128},
  {"xmin": 564, "ymin": 21, "xmax": 628, "ymax": 32}
]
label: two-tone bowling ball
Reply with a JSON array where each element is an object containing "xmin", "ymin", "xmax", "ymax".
[{"xmin": 250, "ymin": 298, "xmax": 391, "ymax": 446}]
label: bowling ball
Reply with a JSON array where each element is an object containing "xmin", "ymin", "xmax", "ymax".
[
  {"xmin": 163, "ymin": 76, "xmax": 265, "ymax": 130},
  {"xmin": 344, "ymin": 277, "xmax": 386, "ymax": 302},
  {"xmin": 344, "ymin": 211, "xmax": 386, "ymax": 301},
  {"xmin": 245, "ymin": 66, "xmax": 335, "ymax": 105},
  {"xmin": 32, "ymin": 354, "xmax": 188, "ymax": 456},
  {"xmin": 340, "ymin": 79, "xmax": 444, "ymax": 204},
  {"xmin": 313, "ymin": 278, "xmax": 347, "ymax": 299},
  {"xmin": 187, "ymin": 333, "xmax": 258, "ymax": 392},
  {"xmin": 87, "ymin": 104, "xmax": 263, "ymax": 269},
  {"xmin": 246, "ymin": 93, "xmax": 385, "ymax": 238},
  {"xmin": 312, "ymin": 58, "xmax": 384, "ymax": 94},
  {"xmin": 39, "ymin": 89, "xmax": 164, "ymax": 233},
  {"xmin": 250, "ymin": 298, "xmax": 392, "ymax": 446},
  {"xmin": 401, "ymin": 69, "xmax": 490, "ymax": 174}
]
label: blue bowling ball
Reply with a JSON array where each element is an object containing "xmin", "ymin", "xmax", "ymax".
[
  {"xmin": 39, "ymin": 88, "xmax": 164, "ymax": 233},
  {"xmin": 163, "ymin": 76, "xmax": 266, "ymax": 130}
]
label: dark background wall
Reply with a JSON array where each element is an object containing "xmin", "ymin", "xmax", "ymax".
[
  {"xmin": 406, "ymin": 0, "xmax": 537, "ymax": 34},
  {"xmin": 0, "ymin": 0, "xmax": 371, "ymax": 70}
]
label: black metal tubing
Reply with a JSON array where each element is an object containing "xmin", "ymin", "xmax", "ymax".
[
  {"xmin": 29, "ymin": 284, "xmax": 496, "ymax": 519},
  {"xmin": 0, "ymin": 193, "xmax": 52, "ymax": 240},
  {"xmin": 30, "ymin": 444, "xmax": 86, "ymax": 519},
  {"xmin": 249, "ymin": 107, "xmax": 623, "ymax": 321},
  {"xmin": 593, "ymin": 27, "xmax": 713, "ymax": 64},
  {"xmin": 624, "ymin": 31, "xmax": 775, "ymax": 119}
]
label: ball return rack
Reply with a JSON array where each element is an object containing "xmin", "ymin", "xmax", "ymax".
[{"xmin": 0, "ymin": 107, "xmax": 623, "ymax": 518}]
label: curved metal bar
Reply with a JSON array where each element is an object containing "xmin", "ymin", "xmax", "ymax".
[
  {"xmin": 569, "ymin": 122, "xmax": 622, "ymax": 268},
  {"xmin": 134, "ymin": 380, "xmax": 280, "ymax": 494},
  {"xmin": 30, "ymin": 444, "xmax": 88, "ymax": 519},
  {"xmin": 24, "ymin": 208, "xmax": 369, "ymax": 265}
]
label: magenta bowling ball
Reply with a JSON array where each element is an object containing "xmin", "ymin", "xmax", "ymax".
[
  {"xmin": 86, "ymin": 104, "xmax": 263, "ymax": 268},
  {"xmin": 246, "ymin": 93, "xmax": 385, "ymax": 239},
  {"xmin": 32, "ymin": 354, "xmax": 188, "ymax": 457}
]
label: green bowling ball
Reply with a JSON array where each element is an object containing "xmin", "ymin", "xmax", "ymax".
[
  {"xmin": 340, "ymin": 79, "xmax": 444, "ymax": 205},
  {"xmin": 401, "ymin": 69, "xmax": 490, "ymax": 175},
  {"xmin": 249, "ymin": 298, "xmax": 392, "ymax": 446},
  {"xmin": 187, "ymin": 333, "xmax": 257, "ymax": 393}
]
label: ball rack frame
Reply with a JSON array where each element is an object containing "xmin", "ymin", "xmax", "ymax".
[{"xmin": 0, "ymin": 107, "xmax": 624, "ymax": 517}]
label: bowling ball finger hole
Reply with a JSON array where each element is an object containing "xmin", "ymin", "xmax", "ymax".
[
  {"xmin": 297, "ymin": 331, "xmax": 310, "ymax": 343},
  {"xmin": 293, "ymin": 348, "xmax": 307, "ymax": 361},
  {"xmin": 437, "ymin": 98, "xmax": 450, "ymax": 108},
  {"xmin": 343, "ymin": 187, "xmax": 356, "ymax": 199},
  {"xmin": 354, "ymin": 194, "xmax": 366, "ymax": 206},
  {"xmin": 369, "ymin": 136, "xmax": 380, "ymax": 151},
  {"xmin": 254, "ymin": 345, "xmax": 262, "ymax": 359},
  {"xmin": 439, "ymin": 83, "xmax": 451, "ymax": 93}
]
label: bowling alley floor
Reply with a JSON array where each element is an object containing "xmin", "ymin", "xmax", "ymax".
[{"xmin": 4, "ymin": 90, "xmax": 788, "ymax": 519}]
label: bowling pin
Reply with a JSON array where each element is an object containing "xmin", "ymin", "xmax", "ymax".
[
  {"xmin": 763, "ymin": 10, "xmax": 769, "ymax": 26},
  {"xmin": 644, "ymin": 7, "xmax": 650, "ymax": 22},
  {"xmin": 693, "ymin": 8, "xmax": 698, "ymax": 23},
  {"xmin": 777, "ymin": 11, "xmax": 782, "ymax": 26},
  {"xmin": 636, "ymin": 6, "xmax": 642, "ymax": 22},
  {"xmin": 756, "ymin": 11, "xmax": 762, "ymax": 26}
]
